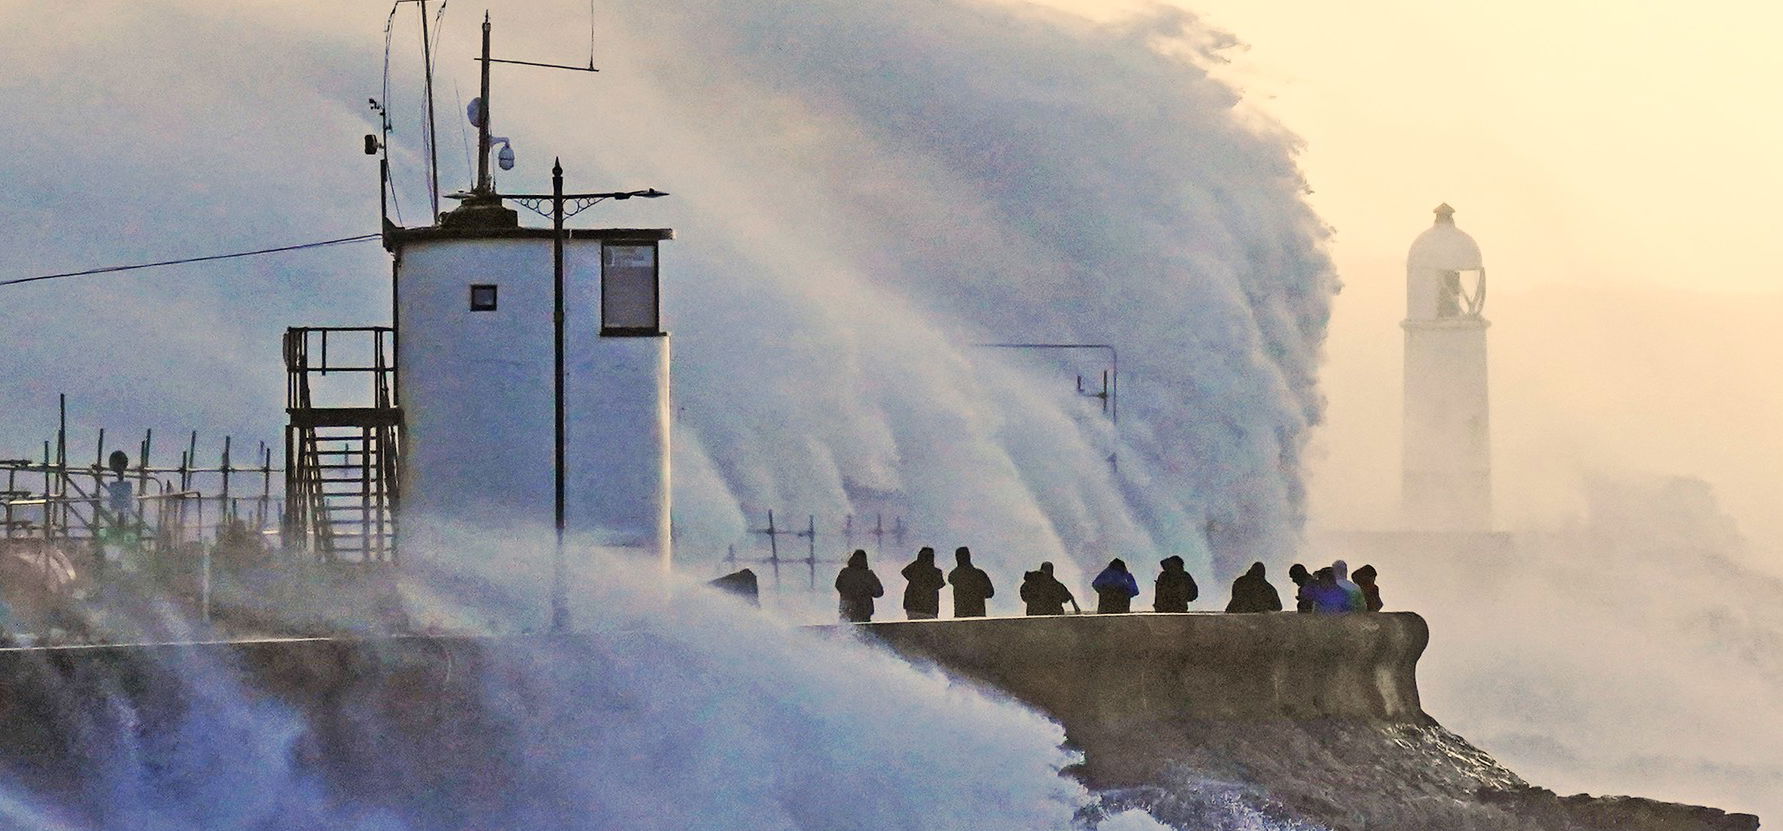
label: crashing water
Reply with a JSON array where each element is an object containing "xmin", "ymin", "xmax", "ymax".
[
  {"xmin": 0, "ymin": 0, "xmax": 1342, "ymax": 828},
  {"xmin": 0, "ymin": 0, "xmax": 1337, "ymax": 592},
  {"xmin": 573, "ymin": 0, "xmax": 1338, "ymax": 587},
  {"xmin": 0, "ymin": 546, "xmax": 1190, "ymax": 831}
]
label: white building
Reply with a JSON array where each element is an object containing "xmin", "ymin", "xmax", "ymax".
[
  {"xmin": 388, "ymin": 196, "xmax": 673, "ymax": 629},
  {"xmin": 1401, "ymin": 203, "xmax": 1491, "ymax": 531}
]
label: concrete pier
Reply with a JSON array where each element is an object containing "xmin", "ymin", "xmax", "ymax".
[
  {"xmin": 0, "ymin": 613, "xmax": 1756, "ymax": 830},
  {"xmin": 818, "ymin": 611, "xmax": 1428, "ymax": 721},
  {"xmin": 812, "ymin": 612, "xmax": 1431, "ymax": 784}
]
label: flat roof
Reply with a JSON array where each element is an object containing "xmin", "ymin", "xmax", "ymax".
[{"xmin": 385, "ymin": 225, "xmax": 675, "ymax": 249}]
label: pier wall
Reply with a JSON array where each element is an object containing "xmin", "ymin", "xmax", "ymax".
[
  {"xmin": 0, "ymin": 614, "xmax": 1758, "ymax": 830},
  {"xmin": 821, "ymin": 611, "xmax": 1429, "ymax": 723},
  {"xmin": 813, "ymin": 612, "xmax": 1430, "ymax": 784},
  {"xmin": 0, "ymin": 613, "xmax": 1428, "ymax": 801}
]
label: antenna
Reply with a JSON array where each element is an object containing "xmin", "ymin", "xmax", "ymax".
[
  {"xmin": 418, "ymin": 0, "xmax": 441, "ymax": 220},
  {"xmin": 465, "ymin": 13, "xmax": 600, "ymax": 197},
  {"xmin": 385, "ymin": 0, "xmax": 446, "ymax": 222}
]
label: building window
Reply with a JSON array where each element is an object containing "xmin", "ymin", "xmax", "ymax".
[
  {"xmin": 469, "ymin": 284, "xmax": 498, "ymax": 311},
  {"xmin": 601, "ymin": 244, "xmax": 659, "ymax": 335}
]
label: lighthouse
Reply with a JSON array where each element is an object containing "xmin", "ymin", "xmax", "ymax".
[
  {"xmin": 1401, "ymin": 204, "xmax": 1491, "ymax": 531},
  {"xmin": 383, "ymin": 15, "xmax": 672, "ymax": 630}
]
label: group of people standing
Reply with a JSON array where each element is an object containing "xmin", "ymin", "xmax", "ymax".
[
  {"xmin": 837, "ymin": 546, "xmax": 995, "ymax": 622},
  {"xmin": 1224, "ymin": 560, "xmax": 1383, "ymax": 613},
  {"xmin": 834, "ymin": 548, "xmax": 1385, "ymax": 622}
]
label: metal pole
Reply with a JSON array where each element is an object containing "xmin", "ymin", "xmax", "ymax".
[
  {"xmin": 551, "ymin": 158, "xmax": 569, "ymax": 633},
  {"xmin": 476, "ymin": 13, "xmax": 493, "ymax": 194},
  {"xmin": 56, "ymin": 395, "xmax": 66, "ymax": 537},
  {"xmin": 41, "ymin": 441, "xmax": 50, "ymax": 541},
  {"xmin": 380, "ymin": 157, "xmax": 391, "ymax": 230},
  {"xmin": 418, "ymin": 0, "xmax": 441, "ymax": 220},
  {"xmin": 221, "ymin": 436, "xmax": 232, "ymax": 524},
  {"xmin": 765, "ymin": 510, "xmax": 781, "ymax": 589},
  {"xmin": 201, "ymin": 534, "xmax": 212, "ymax": 625}
]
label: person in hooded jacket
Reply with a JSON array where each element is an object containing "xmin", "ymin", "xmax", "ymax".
[
  {"xmin": 1090, "ymin": 558, "xmax": 1140, "ymax": 613},
  {"xmin": 1287, "ymin": 563, "xmax": 1314, "ymax": 613},
  {"xmin": 948, "ymin": 546, "xmax": 994, "ymax": 617},
  {"xmin": 1306, "ymin": 566, "xmax": 1349, "ymax": 613},
  {"xmin": 1019, "ymin": 562, "xmax": 1079, "ymax": 615},
  {"xmin": 1224, "ymin": 562, "xmax": 1283, "ymax": 613},
  {"xmin": 1331, "ymin": 560, "xmax": 1366, "ymax": 612},
  {"xmin": 900, "ymin": 546, "xmax": 947, "ymax": 619},
  {"xmin": 1351, "ymin": 563, "xmax": 1383, "ymax": 612},
  {"xmin": 834, "ymin": 549, "xmax": 885, "ymax": 623},
  {"xmin": 1152, "ymin": 555, "xmax": 1198, "ymax": 612}
]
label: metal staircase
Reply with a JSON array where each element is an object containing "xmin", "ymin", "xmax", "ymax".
[{"xmin": 283, "ymin": 327, "xmax": 401, "ymax": 563}]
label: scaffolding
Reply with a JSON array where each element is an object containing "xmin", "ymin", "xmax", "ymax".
[{"xmin": 0, "ymin": 395, "xmax": 286, "ymax": 627}]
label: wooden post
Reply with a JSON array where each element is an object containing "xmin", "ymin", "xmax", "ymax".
[
  {"xmin": 763, "ymin": 510, "xmax": 782, "ymax": 589},
  {"xmin": 802, "ymin": 514, "xmax": 817, "ymax": 590}
]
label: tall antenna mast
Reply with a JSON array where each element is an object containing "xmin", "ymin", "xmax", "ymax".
[
  {"xmin": 476, "ymin": 12, "xmax": 493, "ymax": 195},
  {"xmin": 419, "ymin": 0, "xmax": 441, "ymax": 219}
]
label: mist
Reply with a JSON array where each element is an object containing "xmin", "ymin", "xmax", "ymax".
[
  {"xmin": 1308, "ymin": 254, "xmax": 1783, "ymax": 816},
  {"xmin": 0, "ymin": 0, "xmax": 1336, "ymax": 592},
  {"xmin": 1, "ymin": 0, "xmax": 1773, "ymax": 825}
]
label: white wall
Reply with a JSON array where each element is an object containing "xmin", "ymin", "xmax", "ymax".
[
  {"xmin": 1401, "ymin": 319, "xmax": 1491, "ymax": 530},
  {"xmin": 394, "ymin": 234, "xmax": 671, "ymax": 629}
]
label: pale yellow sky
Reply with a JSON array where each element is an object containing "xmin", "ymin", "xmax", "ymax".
[
  {"xmin": 1041, "ymin": 0, "xmax": 1783, "ymax": 293},
  {"xmin": 1031, "ymin": 0, "xmax": 1783, "ymax": 555}
]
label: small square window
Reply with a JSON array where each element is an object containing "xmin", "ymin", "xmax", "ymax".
[{"xmin": 469, "ymin": 284, "xmax": 498, "ymax": 311}]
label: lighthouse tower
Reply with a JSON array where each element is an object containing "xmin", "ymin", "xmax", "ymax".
[
  {"xmin": 1401, "ymin": 204, "xmax": 1491, "ymax": 531},
  {"xmin": 383, "ymin": 16, "xmax": 672, "ymax": 630}
]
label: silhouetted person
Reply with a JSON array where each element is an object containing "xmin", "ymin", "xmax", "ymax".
[
  {"xmin": 1224, "ymin": 562, "xmax": 1282, "ymax": 613},
  {"xmin": 1091, "ymin": 558, "xmax": 1140, "ymax": 614},
  {"xmin": 1332, "ymin": 559, "xmax": 1365, "ymax": 612},
  {"xmin": 1288, "ymin": 563, "xmax": 1314, "ymax": 613},
  {"xmin": 1352, "ymin": 563, "xmax": 1383, "ymax": 612},
  {"xmin": 901, "ymin": 547, "xmax": 946, "ymax": 620},
  {"xmin": 948, "ymin": 546, "xmax": 994, "ymax": 617},
  {"xmin": 1307, "ymin": 566, "xmax": 1350, "ymax": 614},
  {"xmin": 708, "ymin": 568, "xmax": 760, "ymax": 607},
  {"xmin": 835, "ymin": 550, "xmax": 884, "ymax": 623},
  {"xmin": 1020, "ymin": 561, "xmax": 1079, "ymax": 615},
  {"xmin": 1152, "ymin": 555, "xmax": 1198, "ymax": 613}
]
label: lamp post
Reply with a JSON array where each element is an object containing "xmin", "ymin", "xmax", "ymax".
[{"xmin": 499, "ymin": 176, "xmax": 667, "ymax": 632}]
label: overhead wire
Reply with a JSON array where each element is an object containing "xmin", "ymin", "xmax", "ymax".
[
  {"xmin": 0, "ymin": 235, "xmax": 383, "ymax": 289},
  {"xmin": 381, "ymin": 2, "xmax": 405, "ymax": 224},
  {"xmin": 418, "ymin": 18, "xmax": 438, "ymax": 215}
]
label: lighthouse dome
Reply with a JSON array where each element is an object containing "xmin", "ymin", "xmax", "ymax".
[
  {"xmin": 1404, "ymin": 203, "xmax": 1485, "ymax": 321},
  {"xmin": 1407, "ymin": 203, "xmax": 1482, "ymax": 272}
]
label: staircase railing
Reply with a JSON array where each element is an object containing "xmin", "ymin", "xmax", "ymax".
[{"xmin": 282, "ymin": 327, "xmax": 400, "ymax": 564}]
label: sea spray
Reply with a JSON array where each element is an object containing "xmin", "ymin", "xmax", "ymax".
[
  {"xmin": 0, "ymin": 0, "xmax": 1337, "ymax": 592},
  {"xmin": 0, "ymin": 538, "xmax": 1181, "ymax": 830},
  {"xmin": 564, "ymin": 0, "xmax": 1338, "ymax": 585}
]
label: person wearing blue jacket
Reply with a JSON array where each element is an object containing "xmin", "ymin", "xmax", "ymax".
[
  {"xmin": 1331, "ymin": 560, "xmax": 1366, "ymax": 612},
  {"xmin": 1307, "ymin": 566, "xmax": 1351, "ymax": 614},
  {"xmin": 1090, "ymin": 558, "xmax": 1140, "ymax": 613}
]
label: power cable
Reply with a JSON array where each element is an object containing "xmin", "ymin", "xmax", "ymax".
[{"xmin": 0, "ymin": 235, "xmax": 383, "ymax": 289}]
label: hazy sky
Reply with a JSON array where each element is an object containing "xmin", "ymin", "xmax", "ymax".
[
  {"xmin": 1031, "ymin": 0, "xmax": 1783, "ymax": 558},
  {"xmin": 0, "ymin": 0, "xmax": 1776, "ymax": 818}
]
